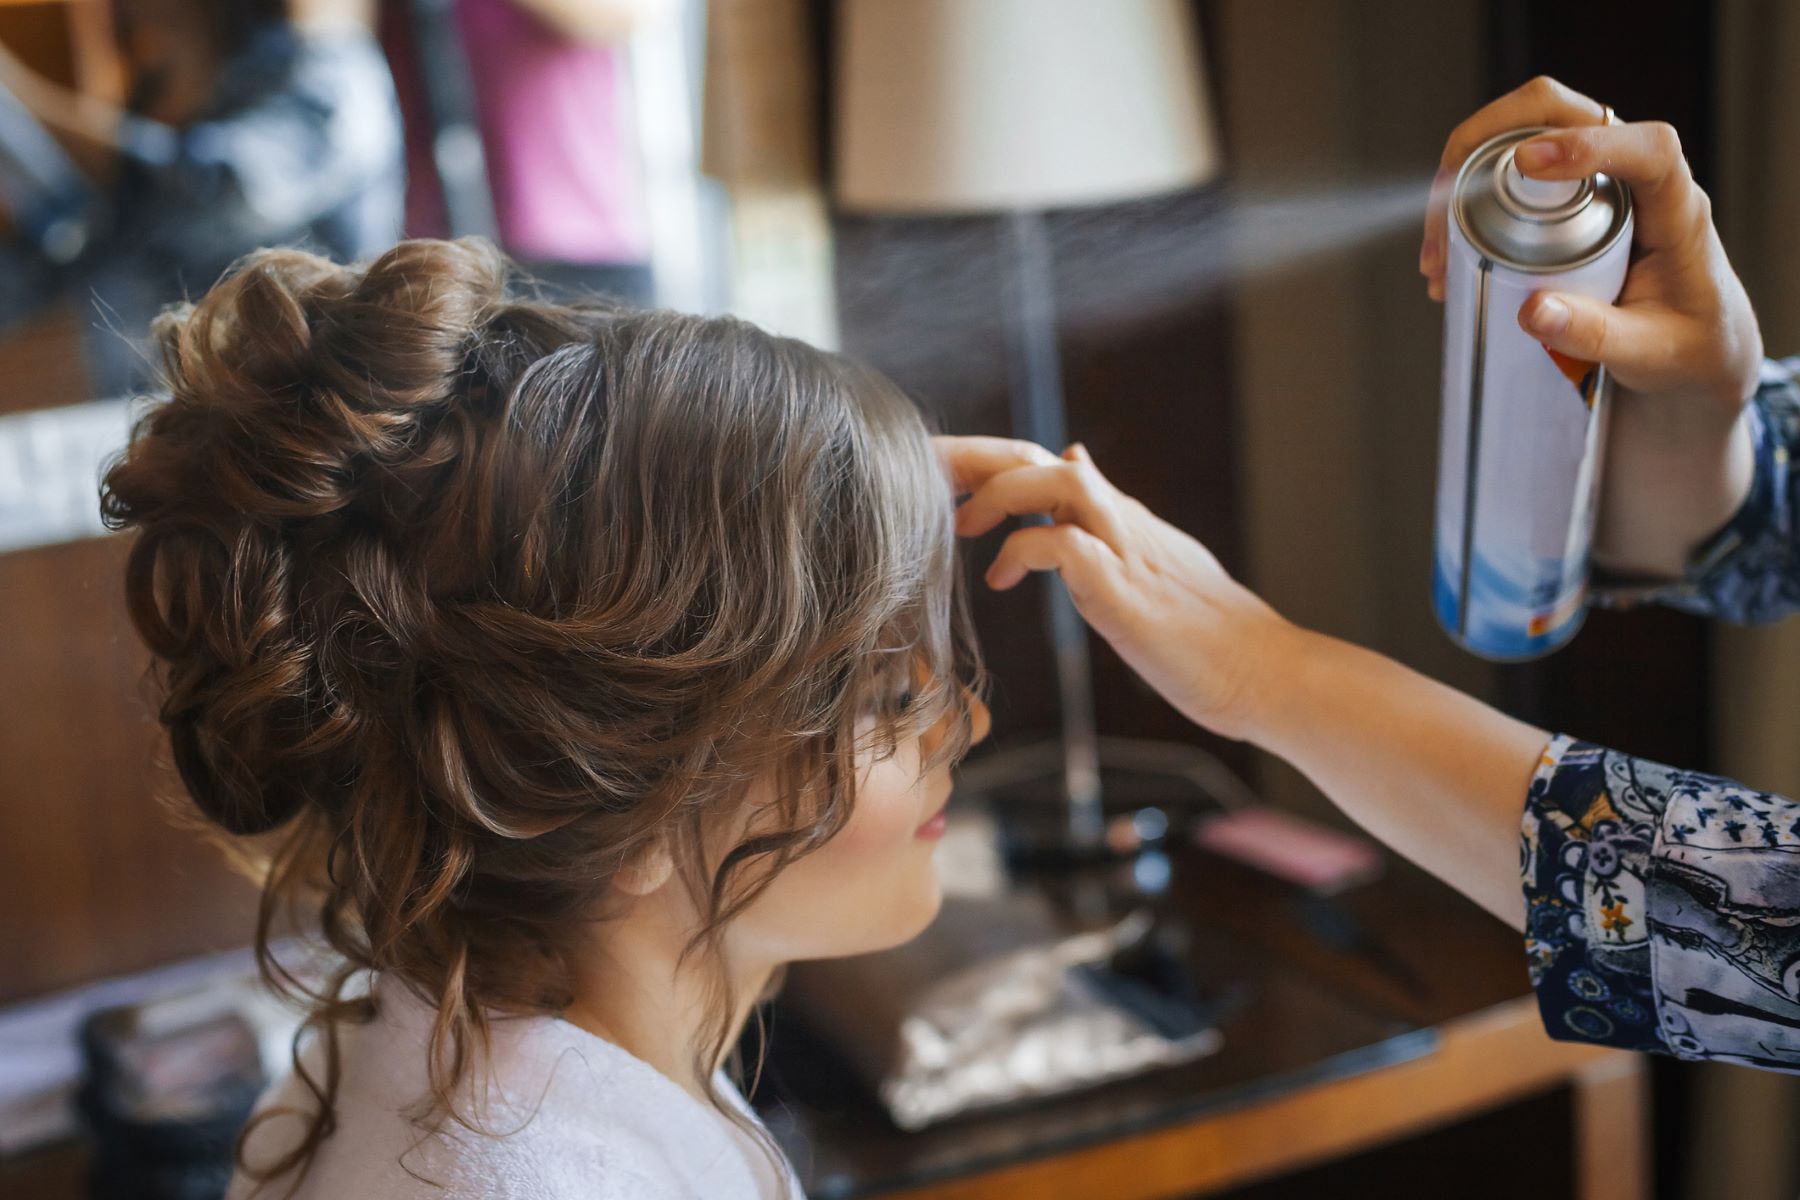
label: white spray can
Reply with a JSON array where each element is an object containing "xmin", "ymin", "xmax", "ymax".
[{"xmin": 1433, "ymin": 128, "xmax": 1634, "ymax": 661}]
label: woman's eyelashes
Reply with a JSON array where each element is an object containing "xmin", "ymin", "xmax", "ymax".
[{"xmin": 862, "ymin": 687, "xmax": 915, "ymax": 721}]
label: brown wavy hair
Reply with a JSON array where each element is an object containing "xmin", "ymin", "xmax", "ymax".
[{"xmin": 98, "ymin": 237, "xmax": 984, "ymax": 1188}]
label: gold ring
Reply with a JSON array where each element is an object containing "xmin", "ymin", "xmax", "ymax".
[{"xmin": 1602, "ymin": 104, "xmax": 1618, "ymax": 126}]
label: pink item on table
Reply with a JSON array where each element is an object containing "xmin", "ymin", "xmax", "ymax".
[{"xmin": 1192, "ymin": 807, "xmax": 1384, "ymax": 895}]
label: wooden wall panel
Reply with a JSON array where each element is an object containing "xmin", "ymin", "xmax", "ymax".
[
  {"xmin": 0, "ymin": 534, "xmax": 254, "ymax": 1006},
  {"xmin": 0, "ymin": 306, "xmax": 93, "ymax": 417}
]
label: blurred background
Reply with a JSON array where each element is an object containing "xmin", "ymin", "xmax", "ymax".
[{"xmin": 2, "ymin": 1, "xmax": 1797, "ymax": 1197}]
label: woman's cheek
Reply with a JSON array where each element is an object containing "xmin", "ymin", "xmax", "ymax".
[
  {"xmin": 738, "ymin": 747, "xmax": 942, "ymax": 961},
  {"xmin": 834, "ymin": 751, "xmax": 927, "ymax": 855}
]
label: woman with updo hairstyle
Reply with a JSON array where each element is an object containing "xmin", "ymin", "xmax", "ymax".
[{"xmin": 99, "ymin": 237, "xmax": 990, "ymax": 1199}]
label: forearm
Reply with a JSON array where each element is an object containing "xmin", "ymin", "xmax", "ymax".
[
  {"xmin": 1249, "ymin": 628, "xmax": 1548, "ymax": 930},
  {"xmin": 0, "ymin": 45, "xmax": 123, "ymax": 177},
  {"xmin": 1591, "ymin": 398, "xmax": 1756, "ymax": 579}
]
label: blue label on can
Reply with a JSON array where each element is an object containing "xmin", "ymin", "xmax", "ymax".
[{"xmin": 1432, "ymin": 548, "xmax": 1586, "ymax": 660}]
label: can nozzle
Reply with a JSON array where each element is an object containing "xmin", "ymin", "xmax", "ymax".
[{"xmin": 1502, "ymin": 156, "xmax": 1585, "ymax": 212}]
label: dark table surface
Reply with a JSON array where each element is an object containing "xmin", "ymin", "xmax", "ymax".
[{"xmin": 752, "ymin": 837, "xmax": 1534, "ymax": 1199}]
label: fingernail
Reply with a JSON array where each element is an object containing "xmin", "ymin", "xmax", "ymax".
[
  {"xmin": 1527, "ymin": 295, "xmax": 1570, "ymax": 335},
  {"xmin": 1071, "ymin": 442, "xmax": 1092, "ymax": 463},
  {"xmin": 1516, "ymin": 138, "xmax": 1562, "ymax": 169}
]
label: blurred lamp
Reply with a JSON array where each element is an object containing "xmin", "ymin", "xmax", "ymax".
[
  {"xmin": 835, "ymin": 0, "xmax": 1222, "ymax": 859},
  {"xmin": 835, "ymin": 0, "xmax": 1218, "ymax": 213}
]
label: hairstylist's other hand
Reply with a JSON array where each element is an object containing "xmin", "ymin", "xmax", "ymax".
[
  {"xmin": 936, "ymin": 436, "xmax": 1297, "ymax": 742},
  {"xmin": 1422, "ymin": 76, "xmax": 1760, "ymax": 412},
  {"xmin": 939, "ymin": 434, "xmax": 1554, "ymax": 930}
]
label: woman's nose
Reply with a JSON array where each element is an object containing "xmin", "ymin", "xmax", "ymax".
[
  {"xmin": 924, "ymin": 683, "xmax": 990, "ymax": 755},
  {"xmin": 965, "ymin": 685, "xmax": 992, "ymax": 745}
]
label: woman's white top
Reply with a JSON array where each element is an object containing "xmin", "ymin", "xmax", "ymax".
[{"xmin": 226, "ymin": 981, "xmax": 802, "ymax": 1199}]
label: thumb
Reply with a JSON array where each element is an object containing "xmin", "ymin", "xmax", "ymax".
[{"xmin": 1517, "ymin": 290, "xmax": 1667, "ymax": 374}]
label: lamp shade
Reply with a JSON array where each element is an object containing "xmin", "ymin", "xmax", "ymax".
[{"xmin": 833, "ymin": 0, "xmax": 1220, "ymax": 214}]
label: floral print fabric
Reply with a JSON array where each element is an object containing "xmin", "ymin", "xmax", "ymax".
[{"xmin": 1524, "ymin": 735, "xmax": 1800, "ymax": 1070}]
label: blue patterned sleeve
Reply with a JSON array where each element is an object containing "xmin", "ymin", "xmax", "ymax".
[
  {"xmin": 1593, "ymin": 357, "xmax": 1800, "ymax": 623},
  {"xmin": 1523, "ymin": 735, "xmax": 1800, "ymax": 1071}
]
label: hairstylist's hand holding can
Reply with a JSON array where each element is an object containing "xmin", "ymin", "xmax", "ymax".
[{"xmin": 1421, "ymin": 76, "xmax": 1764, "ymax": 579}]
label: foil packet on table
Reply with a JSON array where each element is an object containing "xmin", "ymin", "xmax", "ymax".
[{"xmin": 784, "ymin": 893, "xmax": 1224, "ymax": 1130}]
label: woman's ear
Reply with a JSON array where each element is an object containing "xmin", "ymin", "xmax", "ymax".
[{"xmin": 613, "ymin": 843, "xmax": 674, "ymax": 897}]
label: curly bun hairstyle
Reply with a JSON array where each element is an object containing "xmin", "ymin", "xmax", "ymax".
[{"xmin": 98, "ymin": 238, "xmax": 984, "ymax": 1185}]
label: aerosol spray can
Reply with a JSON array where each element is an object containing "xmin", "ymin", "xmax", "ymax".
[{"xmin": 1432, "ymin": 128, "xmax": 1634, "ymax": 660}]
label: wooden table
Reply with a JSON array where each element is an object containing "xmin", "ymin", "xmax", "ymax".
[
  {"xmin": 760, "ymin": 844, "xmax": 1650, "ymax": 1200},
  {"xmin": 872, "ymin": 998, "xmax": 1645, "ymax": 1200}
]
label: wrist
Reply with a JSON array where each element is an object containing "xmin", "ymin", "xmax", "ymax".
[
  {"xmin": 1594, "ymin": 400, "xmax": 1756, "ymax": 575},
  {"xmin": 1612, "ymin": 381, "xmax": 1744, "ymax": 450},
  {"xmin": 1229, "ymin": 618, "xmax": 1336, "ymax": 752}
]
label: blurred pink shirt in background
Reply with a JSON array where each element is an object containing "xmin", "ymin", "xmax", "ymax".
[{"xmin": 392, "ymin": 0, "xmax": 651, "ymax": 267}]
